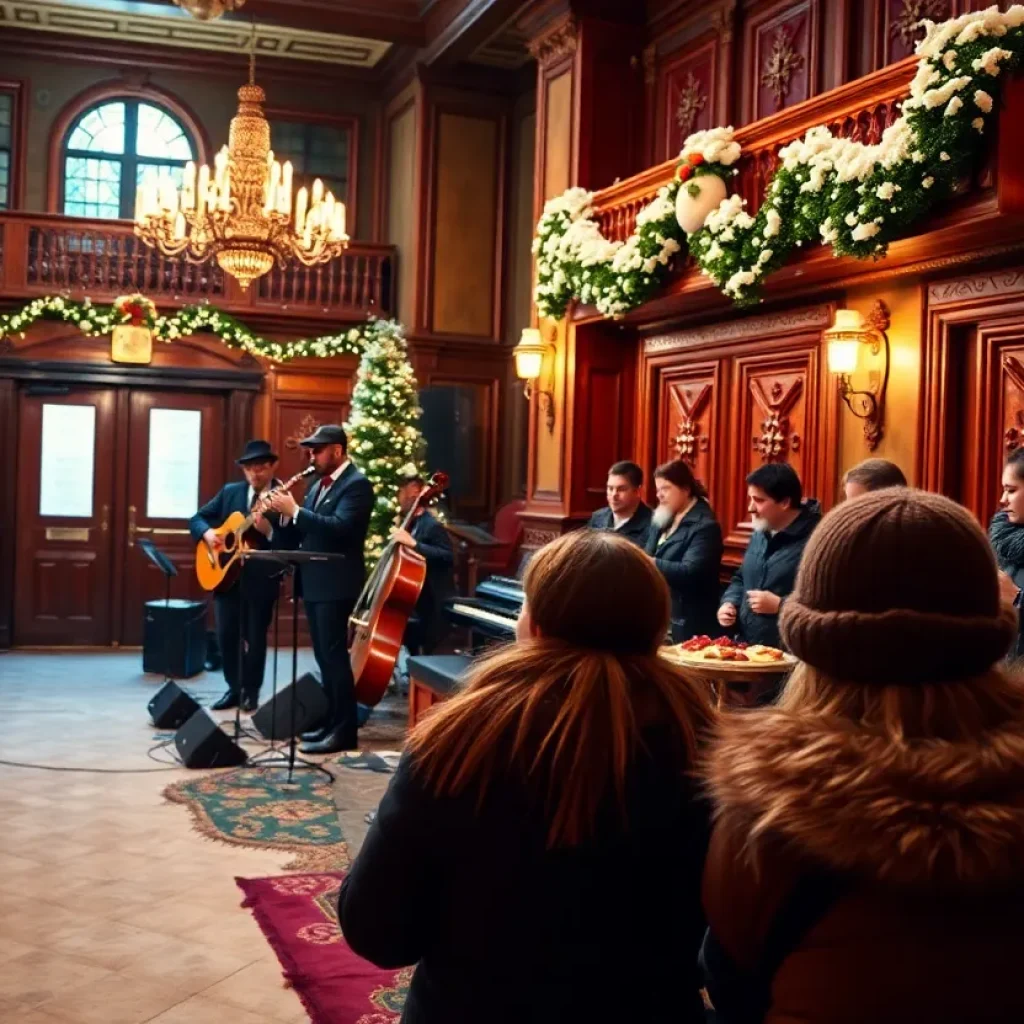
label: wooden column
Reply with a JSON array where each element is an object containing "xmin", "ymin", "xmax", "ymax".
[{"xmin": 521, "ymin": 4, "xmax": 645, "ymax": 547}]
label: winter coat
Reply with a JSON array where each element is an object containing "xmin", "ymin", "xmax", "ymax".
[
  {"xmin": 700, "ymin": 702, "xmax": 1024, "ymax": 1023},
  {"xmin": 338, "ymin": 731, "xmax": 711, "ymax": 1024},
  {"xmin": 989, "ymin": 510, "xmax": 1024, "ymax": 658},
  {"xmin": 587, "ymin": 502, "xmax": 653, "ymax": 548},
  {"xmin": 644, "ymin": 499, "xmax": 723, "ymax": 643},
  {"xmin": 720, "ymin": 501, "xmax": 821, "ymax": 648}
]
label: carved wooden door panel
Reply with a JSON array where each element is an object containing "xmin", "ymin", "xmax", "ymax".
[
  {"xmin": 14, "ymin": 388, "xmax": 117, "ymax": 645},
  {"xmin": 725, "ymin": 346, "xmax": 826, "ymax": 552},
  {"xmin": 660, "ymin": 362, "xmax": 720, "ymax": 497}
]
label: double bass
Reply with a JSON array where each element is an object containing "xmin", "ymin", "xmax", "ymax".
[{"xmin": 349, "ymin": 471, "xmax": 449, "ymax": 707}]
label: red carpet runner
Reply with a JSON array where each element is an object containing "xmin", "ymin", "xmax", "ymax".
[{"xmin": 237, "ymin": 872, "xmax": 409, "ymax": 1024}]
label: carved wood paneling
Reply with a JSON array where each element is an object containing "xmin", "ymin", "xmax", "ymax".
[
  {"xmin": 745, "ymin": 0, "xmax": 820, "ymax": 123},
  {"xmin": 873, "ymin": 0, "xmax": 950, "ymax": 69},
  {"xmin": 656, "ymin": 37, "xmax": 718, "ymax": 164},
  {"xmin": 661, "ymin": 363, "xmax": 720, "ymax": 492}
]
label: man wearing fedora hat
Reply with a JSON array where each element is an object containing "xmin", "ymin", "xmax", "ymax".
[
  {"xmin": 189, "ymin": 439, "xmax": 285, "ymax": 712},
  {"xmin": 270, "ymin": 424, "xmax": 374, "ymax": 755}
]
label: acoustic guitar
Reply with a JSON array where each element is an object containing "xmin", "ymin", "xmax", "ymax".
[
  {"xmin": 194, "ymin": 465, "xmax": 316, "ymax": 592},
  {"xmin": 349, "ymin": 471, "xmax": 449, "ymax": 707}
]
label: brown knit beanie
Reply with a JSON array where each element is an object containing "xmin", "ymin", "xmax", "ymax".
[{"xmin": 780, "ymin": 488, "xmax": 1016, "ymax": 684}]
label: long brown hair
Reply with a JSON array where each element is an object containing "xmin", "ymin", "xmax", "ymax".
[{"xmin": 407, "ymin": 531, "xmax": 714, "ymax": 847}]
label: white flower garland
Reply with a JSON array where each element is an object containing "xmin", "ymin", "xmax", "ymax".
[{"xmin": 533, "ymin": 5, "xmax": 1024, "ymax": 315}]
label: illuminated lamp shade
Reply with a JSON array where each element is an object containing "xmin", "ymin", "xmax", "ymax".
[
  {"xmin": 514, "ymin": 328, "xmax": 546, "ymax": 380},
  {"xmin": 827, "ymin": 338, "xmax": 860, "ymax": 374},
  {"xmin": 825, "ymin": 308, "xmax": 867, "ymax": 374}
]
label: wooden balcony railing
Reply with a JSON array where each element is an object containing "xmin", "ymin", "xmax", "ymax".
[
  {"xmin": 0, "ymin": 211, "xmax": 397, "ymax": 320},
  {"xmin": 594, "ymin": 56, "xmax": 919, "ymax": 242}
]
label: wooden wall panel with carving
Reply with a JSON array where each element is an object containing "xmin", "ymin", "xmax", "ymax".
[
  {"xmin": 743, "ymin": 0, "xmax": 821, "ymax": 124},
  {"xmin": 660, "ymin": 362, "xmax": 721, "ymax": 494},
  {"xmin": 655, "ymin": 37, "xmax": 719, "ymax": 165}
]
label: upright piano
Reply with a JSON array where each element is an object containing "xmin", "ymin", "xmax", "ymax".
[{"xmin": 444, "ymin": 574, "xmax": 523, "ymax": 648}]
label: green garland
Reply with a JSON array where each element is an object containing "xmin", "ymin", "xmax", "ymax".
[
  {"xmin": 534, "ymin": 6, "xmax": 1024, "ymax": 314},
  {"xmin": 0, "ymin": 295, "xmax": 367, "ymax": 361}
]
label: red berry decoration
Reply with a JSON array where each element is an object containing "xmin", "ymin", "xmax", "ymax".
[
  {"xmin": 677, "ymin": 164, "xmax": 693, "ymax": 182},
  {"xmin": 689, "ymin": 153, "xmax": 705, "ymax": 166}
]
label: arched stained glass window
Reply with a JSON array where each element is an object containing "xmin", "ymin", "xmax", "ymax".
[{"xmin": 62, "ymin": 99, "xmax": 195, "ymax": 219}]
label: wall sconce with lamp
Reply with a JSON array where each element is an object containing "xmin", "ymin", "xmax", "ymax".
[
  {"xmin": 514, "ymin": 327, "xmax": 556, "ymax": 434},
  {"xmin": 824, "ymin": 300, "xmax": 890, "ymax": 450}
]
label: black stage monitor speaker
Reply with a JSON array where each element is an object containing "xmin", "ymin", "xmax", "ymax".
[
  {"xmin": 148, "ymin": 682, "xmax": 201, "ymax": 730},
  {"xmin": 143, "ymin": 599, "xmax": 207, "ymax": 678},
  {"xmin": 251, "ymin": 672, "xmax": 329, "ymax": 740},
  {"xmin": 174, "ymin": 709, "xmax": 247, "ymax": 769}
]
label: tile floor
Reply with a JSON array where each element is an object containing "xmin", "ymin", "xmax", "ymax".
[{"xmin": 0, "ymin": 650, "xmax": 394, "ymax": 1024}]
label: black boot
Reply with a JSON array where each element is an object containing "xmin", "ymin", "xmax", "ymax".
[
  {"xmin": 211, "ymin": 690, "xmax": 240, "ymax": 711},
  {"xmin": 300, "ymin": 724, "xmax": 330, "ymax": 743},
  {"xmin": 240, "ymin": 690, "xmax": 259, "ymax": 713},
  {"xmin": 300, "ymin": 726, "xmax": 358, "ymax": 756}
]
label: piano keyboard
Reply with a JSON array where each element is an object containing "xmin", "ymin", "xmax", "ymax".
[{"xmin": 450, "ymin": 603, "xmax": 517, "ymax": 628}]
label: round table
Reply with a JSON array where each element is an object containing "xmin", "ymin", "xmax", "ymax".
[{"xmin": 662, "ymin": 649, "xmax": 796, "ymax": 708}]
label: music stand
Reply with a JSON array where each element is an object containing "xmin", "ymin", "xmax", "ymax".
[
  {"xmin": 139, "ymin": 538, "xmax": 178, "ymax": 685},
  {"xmin": 241, "ymin": 550, "xmax": 342, "ymax": 784}
]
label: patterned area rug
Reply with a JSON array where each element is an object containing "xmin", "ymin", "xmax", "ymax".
[
  {"xmin": 165, "ymin": 766, "xmax": 350, "ymax": 871},
  {"xmin": 237, "ymin": 872, "xmax": 409, "ymax": 1024}
]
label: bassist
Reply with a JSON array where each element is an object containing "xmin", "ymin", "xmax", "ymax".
[{"xmin": 189, "ymin": 440, "xmax": 284, "ymax": 713}]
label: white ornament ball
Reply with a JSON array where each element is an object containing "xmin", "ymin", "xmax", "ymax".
[{"xmin": 675, "ymin": 173, "xmax": 729, "ymax": 234}]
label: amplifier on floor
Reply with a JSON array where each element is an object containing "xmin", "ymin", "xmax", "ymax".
[
  {"xmin": 251, "ymin": 672, "xmax": 329, "ymax": 740},
  {"xmin": 143, "ymin": 599, "xmax": 207, "ymax": 679},
  {"xmin": 174, "ymin": 709, "xmax": 247, "ymax": 769},
  {"xmin": 148, "ymin": 682, "xmax": 201, "ymax": 730}
]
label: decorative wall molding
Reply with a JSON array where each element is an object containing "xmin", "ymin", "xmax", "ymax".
[
  {"xmin": 644, "ymin": 304, "xmax": 832, "ymax": 354},
  {"xmin": 522, "ymin": 525, "xmax": 561, "ymax": 548},
  {"xmin": 928, "ymin": 268, "xmax": 1024, "ymax": 307},
  {"xmin": 527, "ymin": 15, "xmax": 577, "ymax": 68},
  {"xmin": 0, "ymin": 0, "xmax": 392, "ymax": 67}
]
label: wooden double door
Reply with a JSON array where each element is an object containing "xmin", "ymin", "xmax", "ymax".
[{"xmin": 14, "ymin": 386, "xmax": 226, "ymax": 646}]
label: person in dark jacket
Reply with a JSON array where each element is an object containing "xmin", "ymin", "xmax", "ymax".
[
  {"xmin": 586, "ymin": 460, "xmax": 653, "ymax": 547},
  {"xmin": 392, "ymin": 474, "xmax": 454, "ymax": 655},
  {"xmin": 644, "ymin": 459, "xmax": 722, "ymax": 643},
  {"xmin": 189, "ymin": 439, "xmax": 285, "ymax": 712},
  {"xmin": 989, "ymin": 446, "xmax": 1024, "ymax": 658},
  {"xmin": 842, "ymin": 457, "xmax": 906, "ymax": 500},
  {"xmin": 701, "ymin": 489, "xmax": 1024, "ymax": 1024},
  {"xmin": 338, "ymin": 530, "xmax": 715, "ymax": 1024},
  {"xmin": 270, "ymin": 425, "xmax": 373, "ymax": 754},
  {"xmin": 718, "ymin": 463, "xmax": 820, "ymax": 649}
]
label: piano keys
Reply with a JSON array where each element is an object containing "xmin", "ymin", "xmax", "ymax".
[{"xmin": 444, "ymin": 574, "xmax": 523, "ymax": 647}]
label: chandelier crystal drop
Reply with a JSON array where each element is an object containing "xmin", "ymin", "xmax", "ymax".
[
  {"xmin": 172, "ymin": 0, "xmax": 248, "ymax": 21},
  {"xmin": 133, "ymin": 41, "xmax": 348, "ymax": 291}
]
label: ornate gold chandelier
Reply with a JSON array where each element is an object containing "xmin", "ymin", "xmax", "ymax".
[
  {"xmin": 172, "ymin": 0, "xmax": 247, "ymax": 21},
  {"xmin": 134, "ymin": 46, "xmax": 348, "ymax": 291}
]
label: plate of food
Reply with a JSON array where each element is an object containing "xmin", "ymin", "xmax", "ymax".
[{"xmin": 662, "ymin": 635, "xmax": 796, "ymax": 674}]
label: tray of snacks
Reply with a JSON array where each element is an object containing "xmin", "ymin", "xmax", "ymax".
[{"xmin": 661, "ymin": 635, "xmax": 796, "ymax": 682}]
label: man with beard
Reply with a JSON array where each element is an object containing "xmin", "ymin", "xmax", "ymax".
[
  {"xmin": 586, "ymin": 461, "xmax": 652, "ymax": 547},
  {"xmin": 717, "ymin": 463, "xmax": 820, "ymax": 650}
]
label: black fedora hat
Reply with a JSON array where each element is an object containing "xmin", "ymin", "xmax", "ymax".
[
  {"xmin": 236, "ymin": 439, "xmax": 279, "ymax": 465},
  {"xmin": 299, "ymin": 424, "xmax": 347, "ymax": 448}
]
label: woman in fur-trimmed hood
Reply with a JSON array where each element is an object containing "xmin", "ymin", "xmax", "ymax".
[{"xmin": 701, "ymin": 488, "xmax": 1024, "ymax": 1024}]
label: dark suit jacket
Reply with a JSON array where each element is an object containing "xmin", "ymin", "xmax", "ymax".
[
  {"xmin": 645, "ymin": 499, "xmax": 723, "ymax": 643},
  {"xmin": 409, "ymin": 511, "xmax": 455, "ymax": 635},
  {"xmin": 587, "ymin": 502, "xmax": 653, "ymax": 547},
  {"xmin": 279, "ymin": 463, "xmax": 374, "ymax": 603},
  {"xmin": 189, "ymin": 480, "xmax": 284, "ymax": 601}
]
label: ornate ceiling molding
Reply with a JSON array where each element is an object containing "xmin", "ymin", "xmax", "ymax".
[
  {"xmin": 527, "ymin": 14, "xmax": 576, "ymax": 68},
  {"xmin": 927, "ymin": 267, "xmax": 1024, "ymax": 307},
  {"xmin": 0, "ymin": 0, "xmax": 392, "ymax": 67}
]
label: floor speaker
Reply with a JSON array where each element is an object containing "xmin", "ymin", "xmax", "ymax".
[
  {"xmin": 148, "ymin": 682, "xmax": 201, "ymax": 730},
  {"xmin": 143, "ymin": 599, "xmax": 207, "ymax": 678},
  {"xmin": 251, "ymin": 672, "xmax": 329, "ymax": 739},
  {"xmin": 174, "ymin": 709, "xmax": 247, "ymax": 768}
]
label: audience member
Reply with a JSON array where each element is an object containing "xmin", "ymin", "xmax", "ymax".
[
  {"xmin": 842, "ymin": 457, "xmax": 907, "ymax": 499},
  {"xmin": 339, "ymin": 531, "xmax": 714, "ymax": 1024},
  {"xmin": 645, "ymin": 459, "xmax": 723, "ymax": 642},
  {"xmin": 587, "ymin": 460, "xmax": 652, "ymax": 547},
  {"xmin": 701, "ymin": 489, "xmax": 1024, "ymax": 1023},
  {"xmin": 989, "ymin": 446, "xmax": 1024, "ymax": 658}
]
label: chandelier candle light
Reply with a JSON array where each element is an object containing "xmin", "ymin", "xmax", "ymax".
[{"xmin": 134, "ymin": 37, "xmax": 348, "ymax": 290}]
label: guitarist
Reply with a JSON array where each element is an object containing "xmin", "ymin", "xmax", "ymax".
[
  {"xmin": 270, "ymin": 425, "xmax": 374, "ymax": 755},
  {"xmin": 189, "ymin": 440, "xmax": 284, "ymax": 713}
]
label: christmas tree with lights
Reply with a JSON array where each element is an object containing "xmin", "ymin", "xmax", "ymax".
[{"xmin": 345, "ymin": 320, "xmax": 425, "ymax": 564}]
